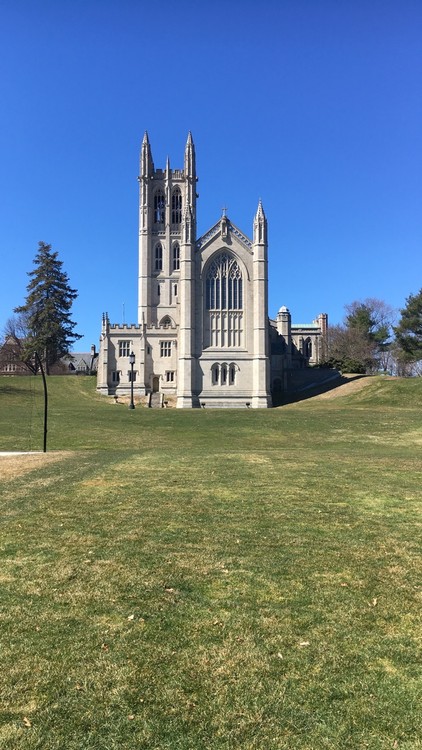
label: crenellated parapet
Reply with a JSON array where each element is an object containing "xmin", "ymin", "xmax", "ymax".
[
  {"xmin": 108, "ymin": 323, "xmax": 143, "ymax": 332},
  {"xmin": 146, "ymin": 322, "xmax": 177, "ymax": 332}
]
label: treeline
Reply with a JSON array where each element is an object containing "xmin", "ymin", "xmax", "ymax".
[
  {"xmin": 320, "ymin": 291, "xmax": 422, "ymax": 375},
  {"xmin": 2, "ymin": 240, "xmax": 422, "ymax": 379}
]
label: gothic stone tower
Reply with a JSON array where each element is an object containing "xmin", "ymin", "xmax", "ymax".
[
  {"xmin": 97, "ymin": 132, "xmax": 272, "ymax": 407},
  {"xmin": 136, "ymin": 132, "xmax": 197, "ymax": 404},
  {"xmin": 138, "ymin": 132, "xmax": 271, "ymax": 407}
]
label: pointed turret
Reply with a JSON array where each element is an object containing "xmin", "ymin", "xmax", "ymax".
[
  {"xmin": 141, "ymin": 131, "xmax": 154, "ymax": 177},
  {"xmin": 184, "ymin": 131, "xmax": 196, "ymax": 178},
  {"xmin": 183, "ymin": 201, "xmax": 193, "ymax": 243},
  {"xmin": 253, "ymin": 199, "xmax": 267, "ymax": 245},
  {"xmin": 183, "ymin": 132, "xmax": 197, "ymax": 228}
]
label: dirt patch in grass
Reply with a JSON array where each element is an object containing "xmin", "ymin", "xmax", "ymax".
[{"xmin": 0, "ymin": 451, "xmax": 70, "ymax": 480}]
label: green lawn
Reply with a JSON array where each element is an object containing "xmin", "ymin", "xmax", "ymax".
[{"xmin": 0, "ymin": 376, "xmax": 421, "ymax": 749}]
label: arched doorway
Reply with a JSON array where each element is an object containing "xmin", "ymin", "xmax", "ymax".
[{"xmin": 152, "ymin": 376, "xmax": 160, "ymax": 393}]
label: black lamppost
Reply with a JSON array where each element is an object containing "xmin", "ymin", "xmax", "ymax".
[{"xmin": 129, "ymin": 351, "xmax": 135, "ymax": 410}]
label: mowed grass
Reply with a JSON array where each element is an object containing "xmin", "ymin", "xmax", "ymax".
[{"xmin": 0, "ymin": 376, "xmax": 421, "ymax": 749}]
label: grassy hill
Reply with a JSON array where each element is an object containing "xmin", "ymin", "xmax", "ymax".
[{"xmin": 0, "ymin": 376, "xmax": 421, "ymax": 749}]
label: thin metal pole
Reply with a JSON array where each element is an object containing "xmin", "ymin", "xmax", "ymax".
[
  {"xmin": 35, "ymin": 352, "xmax": 48, "ymax": 452},
  {"xmin": 129, "ymin": 360, "xmax": 135, "ymax": 410}
]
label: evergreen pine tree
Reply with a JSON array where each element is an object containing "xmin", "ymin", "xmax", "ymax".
[
  {"xmin": 394, "ymin": 289, "xmax": 422, "ymax": 364},
  {"xmin": 15, "ymin": 241, "xmax": 82, "ymax": 373}
]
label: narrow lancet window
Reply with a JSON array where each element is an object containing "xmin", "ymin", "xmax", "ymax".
[
  {"xmin": 171, "ymin": 188, "xmax": 182, "ymax": 225},
  {"xmin": 172, "ymin": 243, "xmax": 180, "ymax": 271},
  {"xmin": 155, "ymin": 243, "xmax": 163, "ymax": 271},
  {"xmin": 154, "ymin": 190, "xmax": 165, "ymax": 224}
]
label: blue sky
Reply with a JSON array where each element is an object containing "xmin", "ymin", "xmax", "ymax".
[{"xmin": 1, "ymin": 0, "xmax": 421, "ymax": 350}]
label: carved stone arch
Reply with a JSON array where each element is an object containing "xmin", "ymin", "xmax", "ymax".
[
  {"xmin": 159, "ymin": 315, "xmax": 175, "ymax": 329},
  {"xmin": 204, "ymin": 251, "xmax": 244, "ymax": 311},
  {"xmin": 202, "ymin": 248, "xmax": 250, "ymax": 283},
  {"xmin": 229, "ymin": 362, "xmax": 238, "ymax": 385},
  {"xmin": 211, "ymin": 362, "xmax": 219, "ymax": 385}
]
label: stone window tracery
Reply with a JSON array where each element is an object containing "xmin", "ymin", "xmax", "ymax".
[{"xmin": 205, "ymin": 253, "xmax": 243, "ymax": 348}]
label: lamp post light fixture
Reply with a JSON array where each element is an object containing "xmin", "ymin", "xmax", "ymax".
[{"xmin": 129, "ymin": 351, "xmax": 135, "ymax": 410}]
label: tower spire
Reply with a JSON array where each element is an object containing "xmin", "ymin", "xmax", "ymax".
[
  {"xmin": 141, "ymin": 131, "xmax": 154, "ymax": 177},
  {"xmin": 254, "ymin": 198, "xmax": 267, "ymax": 244},
  {"xmin": 184, "ymin": 131, "xmax": 196, "ymax": 178}
]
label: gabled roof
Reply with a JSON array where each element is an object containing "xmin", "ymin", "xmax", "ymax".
[
  {"xmin": 62, "ymin": 352, "xmax": 98, "ymax": 371},
  {"xmin": 196, "ymin": 217, "xmax": 252, "ymax": 252}
]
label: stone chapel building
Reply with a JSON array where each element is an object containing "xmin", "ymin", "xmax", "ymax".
[{"xmin": 96, "ymin": 133, "xmax": 327, "ymax": 407}]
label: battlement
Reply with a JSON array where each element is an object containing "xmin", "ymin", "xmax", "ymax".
[
  {"xmin": 146, "ymin": 322, "xmax": 178, "ymax": 332},
  {"xmin": 109, "ymin": 323, "xmax": 143, "ymax": 332}
]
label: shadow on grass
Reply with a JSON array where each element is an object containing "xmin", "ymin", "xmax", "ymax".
[
  {"xmin": 275, "ymin": 373, "xmax": 366, "ymax": 406},
  {"xmin": 0, "ymin": 383, "xmax": 35, "ymax": 396}
]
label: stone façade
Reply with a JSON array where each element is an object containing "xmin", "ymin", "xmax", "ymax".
[{"xmin": 96, "ymin": 133, "xmax": 327, "ymax": 407}]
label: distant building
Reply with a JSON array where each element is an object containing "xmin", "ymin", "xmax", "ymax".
[
  {"xmin": 61, "ymin": 346, "xmax": 98, "ymax": 375},
  {"xmin": 0, "ymin": 338, "xmax": 98, "ymax": 376},
  {"xmin": 0, "ymin": 335, "xmax": 29, "ymax": 375},
  {"xmin": 97, "ymin": 133, "xmax": 327, "ymax": 407}
]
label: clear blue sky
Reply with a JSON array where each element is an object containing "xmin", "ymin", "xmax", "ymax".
[{"xmin": 1, "ymin": 0, "xmax": 421, "ymax": 350}]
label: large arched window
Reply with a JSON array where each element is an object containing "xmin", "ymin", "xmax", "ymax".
[
  {"xmin": 154, "ymin": 190, "xmax": 165, "ymax": 224},
  {"xmin": 205, "ymin": 253, "xmax": 243, "ymax": 347},
  {"xmin": 171, "ymin": 188, "xmax": 182, "ymax": 225}
]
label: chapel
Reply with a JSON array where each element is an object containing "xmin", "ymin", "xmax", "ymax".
[{"xmin": 96, "ymin": 133, "xmax": 327, "ymax": 407}]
